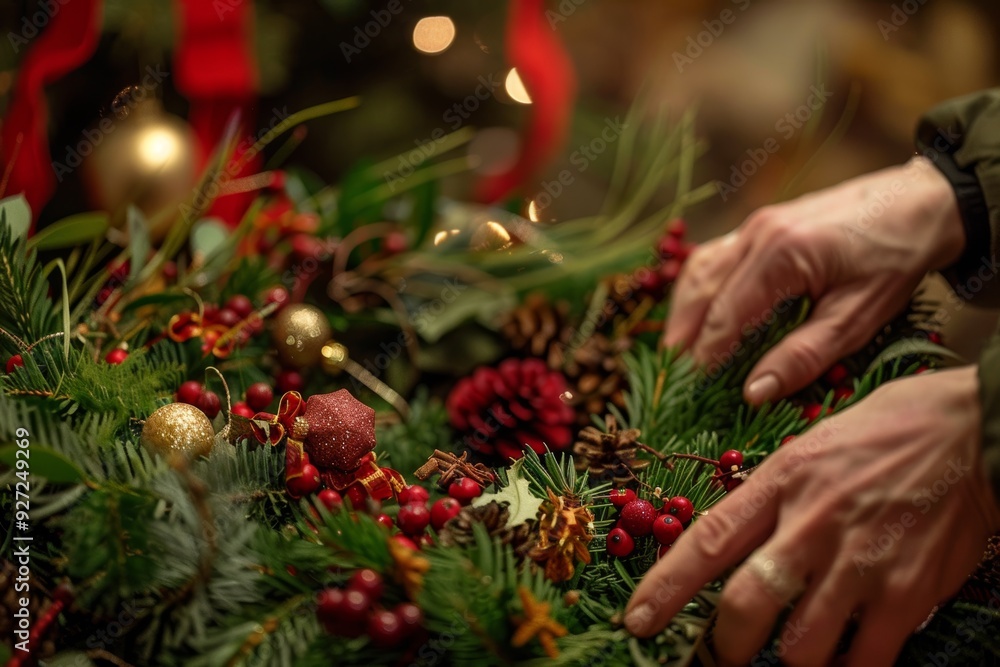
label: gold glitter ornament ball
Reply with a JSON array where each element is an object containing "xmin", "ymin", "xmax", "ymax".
[
  {"xmin": 141, "ymin": 403, "xmax": 216, "ymax": 461},
  {"xmin": 272, "ymin": 304, "xmax": 333, "ymax": 369}
]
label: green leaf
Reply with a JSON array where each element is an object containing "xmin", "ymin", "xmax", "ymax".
[
  {"xmin": 126, "ymin": 206, "xmax": 150, "ymax": 284},
  {"xmin": 28, "ymin": 212, "xmax": 108, "ymax": 250},
  {"xmin": 865, "ymin": 337, "xmax": 962, "ymax": 374},
  {"xmin": 0, "ymin": 194, "xmax": 32, "ymax": 240},
  {"xmin": 190, "ymin": 217, "xmax": 229, "ymax": 259},
  {"xmin": 0, "ymin": 444, "xmax": 85, "ymax": 484},
  {"xmin": 472, "ymin": 458, "xmax": 544, "ymax": 527}
]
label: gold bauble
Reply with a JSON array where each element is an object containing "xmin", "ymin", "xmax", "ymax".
[
  {"xmin": 272, "ymin": 304, "xmax": 333, "ymax": 369},
  {"xmin": 141, "ymin": 403, "xmax": 216, "ymax": 461},
  {"xmin": 81, "ymin": 99, "xmax": 197, "ymax": 239}
]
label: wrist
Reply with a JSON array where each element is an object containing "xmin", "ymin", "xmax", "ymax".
[{"xmin": 905, "ymin": 156, "xmax": 967, "ymax": 271}]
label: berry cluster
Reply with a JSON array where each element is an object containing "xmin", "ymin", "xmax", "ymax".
[
  {"xmin": 605, "ymin": 489, "xmax": 695, "ymax": 559},
  {"xmin": 316, "ymin": 569, "xmax": 423, "ymax": 646},
  {"xmin": 174, "ymin": 380, "xmax": 275, "ymax": 421},
  {"xmin": 388, "ymin": 481, "xmax": 484, "ymax": 549},
  {"xmin": 168, "ymin": 289, "xmax": 286, "ymax": 358},
  {"xmin": 633, "ymin": 219, "xmax": 694, "ymax": 298}
]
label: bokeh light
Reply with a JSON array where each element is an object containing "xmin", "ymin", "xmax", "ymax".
[
  {"xmin": 505, "ymin": 68, "xmax": 532, "ymax": 104},
  {"xmin": 413, "ymin": 16, "xmax": 456, "ymax": 54}
]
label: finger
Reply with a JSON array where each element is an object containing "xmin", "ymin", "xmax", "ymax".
[
  {"xmin": 844, "ymin": 602, "xmax": 931, "ymax": 667},
  {"xmin": 778, "ymin": 559, "xmax": 863, "ymax": 667},
  {"xmin": 689, "ymin": 241, "xmax": 809, "ymax": 369},
  {"xmin": 663, "ymin": 232, "xmax": 747, "ymax": 350},
  {"xmin": 625, "ymin": 468, "xmax": 781, "ymax": 637},
  {"xmin": 713, "ymin": 552, "xmax": 808, "ymax": 666},
  {"xmin": 742, "ymin": 289, "xmax": 876, "ymax": 405}
]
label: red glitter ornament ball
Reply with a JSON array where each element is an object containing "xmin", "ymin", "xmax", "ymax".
[
  {"xmin": 300, "ymin": 389, "xmax": 377, "ymax": 471},
  {"xmin": 446, "ymin": 358, "xmax": 575, "ymax": 460}
]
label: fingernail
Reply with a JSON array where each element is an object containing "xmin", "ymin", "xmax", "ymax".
[
  {"xmin": 624, "ymin": 602, "xmax": 654, "ymax": 635},
  {"xmin": 746, "ymin": 373, "xmax": 780, "ymax": 404}
]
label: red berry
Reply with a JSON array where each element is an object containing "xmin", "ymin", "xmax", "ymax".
[
  {"xmin": 657, "ymin": 544, "xmax": 672, "ymax": 560},
  {"xmin": 396, "ymin": 504, "xmax": 431, "ymax": 537},
  {"xmin": 197, "ymin": 391, "xmax": 221, "ymax": 419},
  {"xmin": 336, "ymin": 589, "xmax": 372, "ymax": 637},
  {"xmin": 719, "ymin": 449, "xmax": 743, "ymax": 472},
  {"xmin": 780, "ymin": 435, "xmax": 796, "ymax": 446},
  {"xmin": 348, "ymin": 569, "xmax": 384, "ymax": 600},
  {"xmin": 397, "ymin": 485, "xmax": 430, "ymax": 506},
  {"xmin": 374, "ymin": 513, "xmax": 394, "ymax": 530},
  {"xmin": 928, "ymin": 331, "xmax": 943, "ymax": 345},
  {"xmin": 231, "ymin": 401, "xmax": 255, "ymax": 418},
  {"xmin": 275, "ymin": 369, "xmax": 304, "ymax": 394},
  {"xmin": 318, "ymin": 489, "xmax": 343, "ymax": 511},
  {"xmin": 823, "ymin": 363, "xmax": 849, "ymax": 386},
  {"xmin": 916, "ymin": 365, "xmax": 931, "ymax": 374},
  {"xmin": 430, "ymin": 497, "xmax": 463, "ymax": 531},
  {"xmin": 667, "ymin": 218, "xmax": 687, "ymax": 239},
  {"xmin": 606, "ymin": 527, "xmax": 635, "ymax": 557},
  {"xmin": 288, "ymin": 464, "xmax": 321, "ymax": 497},
  {"xmin": 6, "ymin": 354, "xmax": 25, "ymax": 374},
  {"xmin": 448, "ymin": 477, "xmax": 482, "ymax": 504},
  {"xmin": 609, "ymin": 488, "xmax": 636, "ymax": 509},
  {"xmin": 104, "ymin": 348, "xmax": 128, "ymax": 364},
  {"xmin": 802, "ymin": 403, "xmax": 829, "ymax": 422},
  {"xmin": 202, "ymin": 304, "xmax": 220, "ymax": 323},
  {"xmin": 652, "ymin": 515, "xmax": 684, "ymax": 546},
  {"xmin": 162, "ymin": 261, "xmax": 178, "ymax": 282},
  {"xmin": 418, "ymin": 533, "xmax": 434, "ymax": 548},
  {"xmin": 316, "ymin": 588, "xmax": 345, "ymax": 621},
  {"xmin": 394, "ymin": 602, "xmax": 423, "ymax": 637},
  {"xmin": 345, "ymin": 484, "xmax": 368, "ymax": 509},
  {"xmin": 383, "ymin": 230, "xmax": 409, "ymax": 255},
  {"xmin": 226, "ymin": 294, "xmax": 253, "ymax": 319},
  {"xmin": 176, "ymin": 380, "xmax": 204, "ymax": 405},
  {"xmin": 263, "ymin": 286, "xmax": 290, "ymax": 311},
  {"xmin": 665, "ymin": 496, "xmax": 694, "ymax": 525},
  {"xmin": 619, "ymin": 499, "xmax": 657, "ymax": 537},
  {"xmin": 368, "ymin": 608, "xmax": 406, "ymax": 647},
  {"xmin": 245, "ymin": 382, "xmax": 274, "ymax": 412},
  {"xmin": 392, "ymin": 534, "xmax": 420, "ymax": 551},
  {"xmin": 216, "ymin": 308, "xmax": 241, "ymax": 328},
  {"xmin": 833, "ymin": 387, "xmax": 854, "ymax": 403}
]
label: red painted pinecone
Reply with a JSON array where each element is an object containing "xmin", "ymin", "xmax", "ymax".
[{"xmin": 446, "ymin": 358, "xmax": 576, "ymax": 460}]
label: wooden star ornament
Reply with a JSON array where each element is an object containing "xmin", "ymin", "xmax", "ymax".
[{"xmin": 510, "ymin": 586, "xmax": 568, "ymax": 659}]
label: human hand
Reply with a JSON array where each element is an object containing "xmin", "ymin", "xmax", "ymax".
[
  {"xmin": 665, "ymin": 157, "xmax": 965, "ymax": 405},
  {"xmin": 624, "ymin": 367, "xmax": 1000, "ymax": 666}
]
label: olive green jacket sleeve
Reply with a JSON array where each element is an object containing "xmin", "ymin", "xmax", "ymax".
[{"xmin": 915, "ymin": 91, "xmax": 1000, "ymax": 503}]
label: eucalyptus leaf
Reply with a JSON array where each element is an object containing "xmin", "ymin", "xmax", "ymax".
[
  {"xmin": 191, "ymin": 217, "xmax": 230, "ymax": 259},
  {"xmin": 0, "ymin": 194, "xmax": 32, "ymax": 240},
  {"xmin": 0, "ymin": 444, "xmax": 85, "ymax": 484},
  {"xmin": 126, "ymin": 206, "xmax": 150, "ymax": 284},
  {"xmin": 865, "ymin": 337, "xmax": 963, "ymax": 374},
  {"xmin": 28, "ymin": 212, "xmax": 108, "ymax": 250}
]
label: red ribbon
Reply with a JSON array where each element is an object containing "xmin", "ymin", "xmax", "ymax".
[
  {"xmin": 0, "ymin": 0, "xmax": 103, "ymax": 229},
  {"xmin": 174, "ymin": 0, "xmax": 260, "ymax": 226},
  {"xmin": 475, "ymin": 0, "xmax": 577, "ymax": 204}
]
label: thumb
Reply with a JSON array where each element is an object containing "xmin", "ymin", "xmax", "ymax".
[{"xmin": 743, "ymin": 292, "xmax": 871, "ymax": 405}]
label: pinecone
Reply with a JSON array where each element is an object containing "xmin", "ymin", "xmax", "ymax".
[
  {"xmin": 501, "ymin": 293, "xmax": 569, "ymax": 358},
  {"xmin": 439, "ymin": 501, "xmax": 535, "ymax": 558},
  {"xmin": 446, "ymin": 358, "xmax": 576, "ymax": 460},
  {"xmin": 550, "ymin": 332, "xmax": 631, "ymax": 427},
  {"xmin": 0, "ymin": 560, "xmax": 57, "ymax": 659},
  {"xmin": 573, "ymin": 414, "xmax": 651, "ymax": 486}
]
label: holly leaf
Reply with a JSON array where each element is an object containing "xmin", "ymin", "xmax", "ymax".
[{"xmin": 472, "ymin": 458, "xmax": 543, "ymax": 527}]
